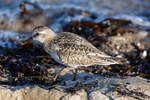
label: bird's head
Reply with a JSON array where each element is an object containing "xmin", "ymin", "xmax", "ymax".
[
  {"xmin": 32, "ymin": 26, "xmax": 56, "ymax": 44},
  {"xmin": 24, "ymin": 26, "xmax": 57, "ymax": 48}
]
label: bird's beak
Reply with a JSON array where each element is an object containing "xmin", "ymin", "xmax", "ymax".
[
  {"xmin": 22, "ymin": 35, "xmax": 33, "ymax": 47},
  {"xmin": 25, "ymin": 36, "xmax": 33, "ymax": 42},
  {"xmin": 23, "ymin": 35, "xmax": 32, "ymax": 43},
  {"xmin": 22, "ymin": 33, "xmax": 39, "ymax": 47}
]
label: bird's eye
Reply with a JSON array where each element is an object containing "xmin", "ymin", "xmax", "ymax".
[
  {"xmin": 33, "ymin": 32, "xmax": 39, "ymax": 38},
  {"xmin": 36, "ymin": 32, "xmax": 39, "ymax": 35}
]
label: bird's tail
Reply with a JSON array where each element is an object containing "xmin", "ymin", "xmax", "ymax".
[
  {"xmin": 109, "ymin": 57, "xmax": 128, "ymax": 65},
  {"xmin": 94, "ymin": 56, "xmax": 128, "ymax": 65}
]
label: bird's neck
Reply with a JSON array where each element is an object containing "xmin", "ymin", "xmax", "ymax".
[{"xmin": 43, "ymin": 34, "xmax": 57, "ymax": 52}]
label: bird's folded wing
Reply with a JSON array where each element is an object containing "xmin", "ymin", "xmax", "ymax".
[{"xmin": 54, "ymin": 42, "xmax": 119, "ymax": 66}]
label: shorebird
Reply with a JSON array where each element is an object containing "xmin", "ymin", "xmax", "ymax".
[{"xmin": 26, "ymin": 26, "xmax": 122, "ymax": 80}]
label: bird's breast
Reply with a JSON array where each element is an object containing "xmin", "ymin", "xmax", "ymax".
[{"xmin": 50, "ymin": 49, "xmax": 64, "ymax": 65}]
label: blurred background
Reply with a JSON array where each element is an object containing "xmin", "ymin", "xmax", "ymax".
[{"xmin": 0, "ymin": 0, "xmax": 150, "ymax": 33}]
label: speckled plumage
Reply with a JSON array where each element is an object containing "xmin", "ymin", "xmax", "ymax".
[{"xmin": 32, "ymin": 26, "xmax": 119, "ymax": 68}]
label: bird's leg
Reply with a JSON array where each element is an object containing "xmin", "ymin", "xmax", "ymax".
[
  {"xmin": 53, "ymin": 67, "xmax": 66, "ymax": 82},
  {"xmin": 73, "ymin": 68, "xmax": 78, "ymax": 81}
]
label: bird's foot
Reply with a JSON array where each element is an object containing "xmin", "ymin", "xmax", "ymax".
[
  {"xmin": 73, "ymin": 68, "xmax": 78, "ymax": 81},
  {"xmin": 53, "ymin": 67, "xmax": 65, "ymax": 82}
]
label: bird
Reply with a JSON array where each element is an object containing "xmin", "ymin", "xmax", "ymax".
[{"xmin": 26, "ymin": 26, "xmax": 122, "ymax": 81}]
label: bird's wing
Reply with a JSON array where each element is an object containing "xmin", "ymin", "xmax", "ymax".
[{"xmin": 53, "ymin": 42, "xmax": 118, "ymax": 66}]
